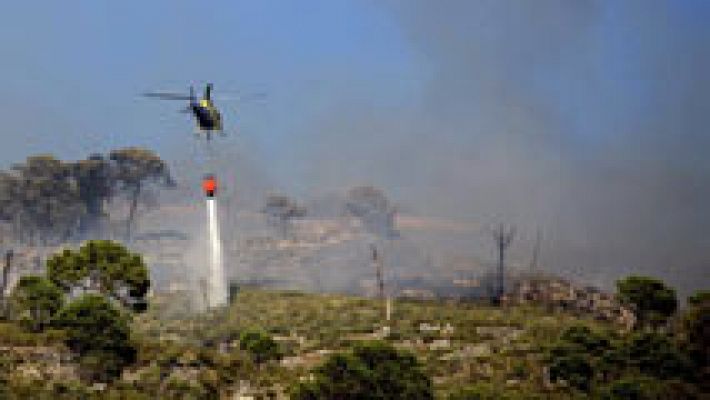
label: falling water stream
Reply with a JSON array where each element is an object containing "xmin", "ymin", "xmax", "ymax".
[{"xmin": 207, "ymin": 197, "xmax": 227, "ymax": 307}]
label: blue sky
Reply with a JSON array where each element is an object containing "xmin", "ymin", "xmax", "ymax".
[
  {"xmin": 1, "ymin": 1, "xmax": 709, "ymax": 292},
  {"xmin": 2, "ymin": 1, "xmax": 707, "ymax": 184},
  {"xmin": 0, "ymin": 1, "xmax": 424, "ymax": 173}
]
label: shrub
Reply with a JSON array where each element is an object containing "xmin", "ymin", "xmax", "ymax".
[
  {"xmin": 598, "ymin": 376, "xmax": 657, "ymax": 400},
  {"xmin": 239, "ymin": 329, "xmax": 281, "ymax": 364},
  {"xmin": 547, "ymin": 325, "xmax": 614, "ymax": 391},
  {"xmin": 291, "ymin": 341, "xmax": 433, "ymax": 400},
  {"xmin": 548, "ymin": 325, "xmax": 695, "ymax": 394},
  {"xmin": 52, "ymin": 294, "xmax": 136, "ymax": 381},
  {"xmin": 9, "ymin": 275, "xmax": 63, "ymax": 332},
  {"xmin": 549, "ymin": 352, "xmax": 594, "ymax": 391},
  {"xmin": 621, "ymin": 331, "xmax": 692, "ymax": 380},
  {"xmin": 677, "ymin": 289, "xmax": 709, "ymax": 380},
  {"xmin": 616, "ymin": 276, "xmax": 677, "ymax": 329}
]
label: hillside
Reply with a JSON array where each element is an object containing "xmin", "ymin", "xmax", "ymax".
[
  {"xmin": 1, "ymin": 287, "xmax": 622, "ymax": 399},
  {"xmin": 142, "ymin": 289, "xmax": 624, "ymax": 399}
]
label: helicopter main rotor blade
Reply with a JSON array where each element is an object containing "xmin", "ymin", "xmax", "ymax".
[
  {"xmin": 213, "ymin": 92, "xmax": 268, "ymax": 102},
  {"xmin": 142, "ymin": 92, "xmax": 193, "ymax": 101}
]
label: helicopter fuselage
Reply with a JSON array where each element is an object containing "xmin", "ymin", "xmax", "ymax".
[{"xmin": 191, "ymin": 99, "xmax": 222, "ymax": 131}]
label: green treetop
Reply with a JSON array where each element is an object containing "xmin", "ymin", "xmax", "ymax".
[
  {"xmin": 9, "ymin": 275, "xmax": 64, "ymax": 332},
  {"xmin": 47, "ymin": 240, "xmax": 150, "ymax": 312},
  {"xmin": 616, "ymin": 276, "xmax": 677, "ymax": 329}
]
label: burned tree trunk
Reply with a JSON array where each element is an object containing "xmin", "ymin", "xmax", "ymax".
[
  {"xmin": 125, "ymin": 182, "xmax": 141, "ymax": 242},
  {"xmin": 0, "ymin": 250, "xmax": 12, "ymax": 317}
]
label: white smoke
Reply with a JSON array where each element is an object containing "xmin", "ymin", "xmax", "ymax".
[{"xmin": 206, "ymin": 198, "xmax": 227, "ymax": 307}]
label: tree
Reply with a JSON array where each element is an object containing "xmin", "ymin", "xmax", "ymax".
[
  {"xmin": 0, "ymin": 172, "xmax": 23, "ymax": 238},
  {"xmin": 239, "ymin": 329, "xmax": 281, "ymax": 364},
  {"xmin": 9, "ymin": 275, "xmax": 63, "ymax": 332},
  {"xmin": 46, "ymin": 240, "xmax": 150, "ymax": 312},
  {"xmin": 52, "ymin": 294, "xmax": 136, "ymax": 381},
  {"xmin": 71, "ymin": 154, "xmax": 114, "ymax": 237},
  {"xmin": 291, "ymin": 341, "xmax": 433, "ymax": 400},
  {"xmin": 109, "ymin": 147, "xmax": 174, "ymax": 241},
  {"xmin": 616, "ymin": 276, "xmax": 677, "ymax": 329},
  {"xmin": 1, "ymin": 155, "xmax": 84, "ymax": 245},
  {"xmin": 345, "ymin": 186, "xmax": 398, "ymax": 238},
  {"xmin": 0, "ymin": 150, "xmax": 174, "ymax": 245},
  {"xmin": 262, "ymin": 194, "xmax": 306, "ymax": 237}
]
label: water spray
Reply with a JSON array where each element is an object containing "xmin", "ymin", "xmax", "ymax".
[{"xmin": 203, "ymin": 175, "xmax": 227, "ymax": 307}]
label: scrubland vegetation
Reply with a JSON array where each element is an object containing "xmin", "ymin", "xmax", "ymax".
[{"xmin": 0, "ymin": 242, "xmax": 706, "ymax": 398}]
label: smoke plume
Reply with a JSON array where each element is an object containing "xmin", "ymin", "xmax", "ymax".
[{"xmin": 287, "ymin": 1, "xmax": 710, "ymax": 296}]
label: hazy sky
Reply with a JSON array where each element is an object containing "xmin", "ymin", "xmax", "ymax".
[
  {"xmin": 0, "ymin": 1, "xmax": 421, "ymax": 173},
  {"xmin": 0, "ymin": 1, "xmax": 708, "ymax": 294}
]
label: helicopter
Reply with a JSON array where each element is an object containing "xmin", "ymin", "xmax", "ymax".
[{"xmin": 143, "ymin": 83, "xmax": 224, "ymax": 140}]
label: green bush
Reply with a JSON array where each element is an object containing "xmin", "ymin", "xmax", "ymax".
[
  {"xmin": 9, "ymin": 275, "xmax": 63, "ymax": 332},
  {"xmin": 558, "ymin": 325, "xmax": 613, "ymax": 355},
  {"xmin": 549, "ymin": 351, "xmax": 594, "ymax": 391},
  {"xmin": 547, "ymin": 325, "xmax": 614, "ymax": 391},
  {"xmin": 621, "ymin": 331, "xmax": 692, "ymax": 380},
  {"xmin": 548, "ymin": 324, "xmax": 696, "ymax": 394},
  {"xmin": 291, "ymin": 341, "xmax": 433, "ymax": 400},
  {"xmin": 52, "ymin": 294, "xmax": 136, "ymax": 381},
  {"xmin": 616, "ymin": 276, "xmax": 677, "ymax": 329},
  {"xmin": 239, "ymin": 329, "xmax": 281, "ymax": 364}
]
